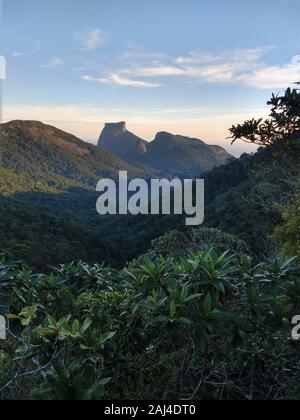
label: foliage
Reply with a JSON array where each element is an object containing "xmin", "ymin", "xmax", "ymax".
[
  {"xmin": 1, "ymin": 121, "xmax": 146, "ymax": 186},
  {"xmin": 204, "ymin": 143, "xmax": 300, "ymax": 257},
  {"xmin": 1, "ymin": 86, "xmax": 300, "ymax": 401},
  {"xmin": 148, "ymin": 227, "xmax": 249, "ymax": 258},
  {"xmin": 1, "ymin": 121, "xmax": 181, "ymax": 269},
  {"xmin": 1, "ymin": 248, "xmax": 300, "ymax": 400},
  {"xmin": 229, "ymin": 86, "xmax": 300, "ymax": 147},
  {"xmin": 2, "ymin": 135, "xmax": 299, "ymax": 270},
  {"xmin": 274, "ymin": 193, "xmax": 300, "ymax": 258},
  {"xmin": 0, "ymin": 168, "xmax": 183, "ymax": 270},
  {"xmin": 2, "ymin": 109, "xmax": 300, "ymax": 270}
]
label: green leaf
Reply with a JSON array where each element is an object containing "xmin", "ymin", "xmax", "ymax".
[
  {"xmin": 6, "ymin": 314, "xmax": 19, "ymax": 320},
  {"xmin": 98, "ymin": 331, "xmax": 116, "ymax": 345},
  {"xmin": 170, "ymin": 300, "xmax": 177, "ymax": 318},
  {"xmin": 185, "ymin": 293, "xmax": 202, "ymax": 302},
  {"xmin": 281, "ymin": 256, "xmax": 297, "ymax": 270},
  {"xmin": 80, "ymin": 318, "xmax": 92, "ymax": 334},
  {"xmin": 204, "ymin": 293, "xmax": 212, "ymax": 316},
  {"xmin": 72, "ymin": 320, "xmax": 80, "ymax": 335},
  {"xmin": 215, "ymin": 281, "xmax": 225, "ymax": 295}
]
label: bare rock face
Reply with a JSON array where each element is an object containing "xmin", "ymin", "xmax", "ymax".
[
  {"xmin": 98, "ymin": 122, "xmax": 148, "ymax": 162},
  {"xmin": 100, "ymin": 122, "xmax": 127, "ymax": 143},
  {"xmin": 98, "ymin": 122, "xmax": 233, "ymax": 177}
]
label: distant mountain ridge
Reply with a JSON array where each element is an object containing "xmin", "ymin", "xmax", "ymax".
[
  {"xmin": 98, "ymin": 122, "xmax": 232, "ymax": 177},
  {"xmin": 98, "ymin": 122, "xmax": 148, "ymax": 162},
  {"xmin": 0, "ymin": 120, "xmax": 157, "ymax": 269},
  {"xmin": 0, "ymin": 120, "xmax": 150, "ymax": 190}
]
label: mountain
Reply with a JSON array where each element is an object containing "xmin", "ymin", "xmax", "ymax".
[
  {"xmin": 142, "ymin": 131, "xmax": 232, "ymax": 177},
  {"xmin": 98, "ymin": 122, "xmax": 148, "ymax": 163},
  {"xmin": 0, "ymin": 119, "xmax": 295, "ymax": 270},
  {"xmin": 0, "ymin": 120, "xmax": 180, "ymax": 269},
  {"xmin": 98, "ymin": 122, "xmax": 232, "ymax": 177},
  {"xmin": 0, "ymin": 120, "xmax": 150, "ymax": 189},
  {"xmin": 0, "ymin": 120, "xmax": 151, "ymax": 268}
]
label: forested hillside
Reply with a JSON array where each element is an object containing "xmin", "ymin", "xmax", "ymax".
[
  {"xmin": 204, "ymin": 145, "xmax": 299, "ymax": 255},
  {"xmin": 0, "ymin": 121, "xmax": 177, "ymax": 268},
  {"xmin": 1, "ymin": 98, "xmax": 300, "ymax": 269},
  {"xmin": 1, "ymin": 86, "xmax": 300, "ymax": 400},
  {"xmin": 1, "ymin": 120, "xmax": 148, "ymax": 185}
]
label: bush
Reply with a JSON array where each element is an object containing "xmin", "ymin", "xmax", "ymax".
[
  {"xmin": 274, "ymin": 194, "xmax": 300, "ymax": 258},
  {"xmin": 1, "ymin": 248, "xmax": 300, "ymax": 400},
  {"xmin": 148, "ymin": 227, "xmax": 249, "ymax": 259}
]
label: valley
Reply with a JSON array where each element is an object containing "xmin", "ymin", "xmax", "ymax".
[
  {"xmin": 0, "ymin": 119, "xmax": 232, "ymax": 269},
  {"xmin": 1, "ymin": 0, "xmax": 300, "ymax": 402},
  {"xmin": 1, "ymin": 86, "xmax": 300, "ymax": 401}
]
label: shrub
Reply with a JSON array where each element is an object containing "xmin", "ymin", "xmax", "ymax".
[{"xmin": 1, "ymin": 248, "xmax": 300, "ymax": 400}]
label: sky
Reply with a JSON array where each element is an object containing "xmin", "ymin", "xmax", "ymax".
[{"xmin": 1, "ymin": 0, "xmax": 300, "ymax": 156}]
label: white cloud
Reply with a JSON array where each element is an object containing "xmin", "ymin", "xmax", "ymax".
[
  {"xmin": 108, "ymin": 74, "xmax": 161, "ymax": 88},
  {"xmin": 76, "ymin": 28, "xmax": 106, "ymax": 50},
  {"xmin": 175, "ymin": 48, "xmax": 269, "ymax": 66},
  {"xmin": 42, "ymin": 57, "xmax": 64, "ymax": 69},
  {"xmin": 241, "ymin": 55, "xmax": 300, "ymax": 88},
  {"xmin": 127, "ymin": 47, "xmax": 272, "ymax": 84},
  {"xmin": 12, "ymin": 41, "xmax": 41, "ymax": 58},
  {"xmin": 126, "ymin": 65, "xmax": 185, "ymax": 77},
  {"xmin": 82, "ymin": 75, "xmax": 108, "ymax": 83},
  {"xmin": 103, "ymin": 46, "xmax": 299, "ymax": 89},
  {"xmin": 84, "ymin": 47, "xmax": 268, "ymax": 88},
  {"xmin": 82, "ymin": 73, "xmax": 161, "ymax": 88},
  {"xmin": 176, "ymin": 52, "xmax": 221, "ymax": 65}
]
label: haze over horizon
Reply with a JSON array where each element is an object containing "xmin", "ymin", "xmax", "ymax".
[{"xmin": 1, "ymin": 0, "xmax": 300, "ymax": 156}]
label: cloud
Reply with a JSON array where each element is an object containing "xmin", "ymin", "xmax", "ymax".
[
  {"xmin": 76, "ymin": 28, "xmax": 106, "ymax": 50},
  {"xmin": 82, "ymin": 73, "xmax": 161, "ymax": 88},
  {"xmin": 177, "ymin": 47, "xmax": 272, "ymax": 69},
  {"xmin": 82, "ymin": 75, "xmax": 108, "ymax": 83},
  {"xmin": 109, "ymin": 46, "xmax": 300, "ymax": 89},
  {"xmin": 12, "ymin": 41, "xmax": 40, "ymax": 58},
  {"xmin": 41, "ymin": 57, "xmax": 64, "ymax": 69},
  {"xmin": 240, "ymin": 55, "xmax": 300, "ymax": 88},
  {"xmin": 128, "ymin": 47, "xmax": 270, "ymax": 83},
  {"xmin": 126, "ymin": 65, "xmax": 185, "ymax": 77},
  {"xmin": 176, "ymin": 52, "xmax": 221, "ymax": 65},
  {"xmin": 91, "ymin": 48, "xmax": 268, "ymax": 87}
]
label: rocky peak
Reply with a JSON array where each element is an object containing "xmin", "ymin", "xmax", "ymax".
[
  {"xmin": 154, "ymin": 131, "xmax": 173, "ymax": 141},
  {"xmin": 103, "ymin": 121, "xmax": 127, "ymax": 138},
  {"xmin": 97, "ymin": 121, "xmax": 233, "ymax": 176},
  {"xmin": 98, "ymin": 121, "xmax": 148, "ymax": 160}
]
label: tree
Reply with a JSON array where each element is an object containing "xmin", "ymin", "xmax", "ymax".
[
  {"xmin": 229, "ymin": 84, "xmax": 300, "ymax": 147},
  {"xmin": 274, "ymin": 193, "xmax": 300, "ymax": 257}
]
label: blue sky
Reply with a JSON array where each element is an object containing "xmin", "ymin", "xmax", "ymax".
[{"xmin": 1, "ymin": 0, "xmax": 300, "ymax": 155}]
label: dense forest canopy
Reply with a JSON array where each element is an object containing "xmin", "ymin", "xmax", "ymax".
[{"xmin": 1, "ymin": 86, "xmax": 300, "ymax": 400}]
